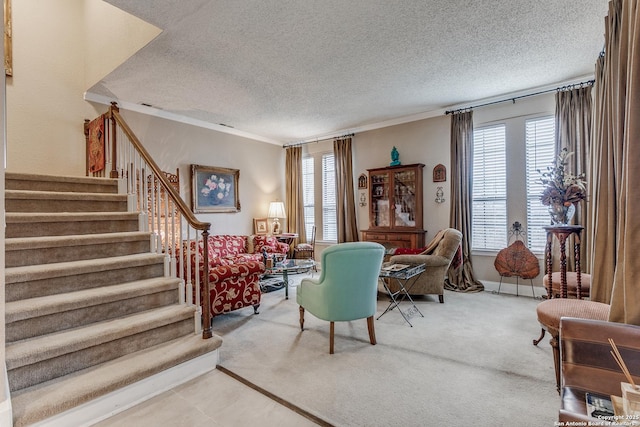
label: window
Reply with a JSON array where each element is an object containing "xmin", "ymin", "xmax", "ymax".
[
  {"xmin": 301, "ymin": 151, "xmax": 337, "ymax": 242},
  {"xmin": 472, "ymin": 124, "xmax": 507, "ymax": 250},
  {"xmin": 301, "ymin": 157, "xmax": 315, "ymax": 242},
  {"xmin": 525, "ymin": 116, "xmax": 556, "ymax": 252},
  {"xmin": 321, "ymin": 154, "xmax": 337, "ymax": 241}
]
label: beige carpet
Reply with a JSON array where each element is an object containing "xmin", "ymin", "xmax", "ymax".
[{"xmin": 213, "ymin": 275, "xmax": 559, "ymax": 427}]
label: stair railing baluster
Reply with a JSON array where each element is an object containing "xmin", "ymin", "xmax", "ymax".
[
  {"xmin": 155, "ymin": 176, "xmax": 162, "ymax": 254},
  {"xmin": 136, "ymin": 156, "xmax": 144, "ymax": 217},
  {"xmin": 163, "ymin": 186, "xmax": 170, "ymax": 255},
  {"xmin": 110, "ymin": 102, "xmax": 118, "ymax": 179}
]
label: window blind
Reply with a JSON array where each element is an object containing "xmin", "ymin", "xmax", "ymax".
[
  {"xmin": 472, "ymin": 124, "xmax": 507, "ymax": 250},
  {"xmin": 302, "ymin": 156, "xmax": 315, "ymax": 242},
  {"xmin": 322, "ymin": 154, "xmax": 337, "ymax": 241},
  {"xmin": 525, "ymin": 116, "xmax": 556, "ymax": 252}
]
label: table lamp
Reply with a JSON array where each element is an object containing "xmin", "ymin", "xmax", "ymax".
[{"xmin": 268, "ymin": 201, "xmax": 286, "ymax": 234}]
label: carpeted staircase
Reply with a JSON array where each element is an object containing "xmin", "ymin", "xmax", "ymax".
[{"xmin": 4, "ymin": 173, "xmax": 222, "ymax": 426}]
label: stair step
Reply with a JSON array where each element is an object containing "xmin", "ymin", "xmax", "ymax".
[
  {"xmin": 6, "ymin": 305, "xmax": 197, "ymax": 391},
  {"xmin": 5, "ymin": 189, "xmax": 128, "ymax": 213},
  {"xmin": 5, "ymin": 277, "xmax": 181, "ymax": 342},
  {"xmin": 5, "ymin": 232, "xmax": 153, "ymax": 267},
  {"xmin": 5, "ymin": 253, "xmax": 167, "ymax": 301},
  {"xmin": 5, "ymin": 212, "xmax": 140, "ymax": 238},
  {"xmin": 9, "ymin": 334, "xmax": 222, "ymax": 427},
  {"xmin": 5, "ymin": 172, "xmax": 119, "ymax": 194}
]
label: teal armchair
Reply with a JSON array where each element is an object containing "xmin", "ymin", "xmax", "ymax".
[{"xmin": 296, "ymin": 241, "xmax": 385, "ymax": 354}]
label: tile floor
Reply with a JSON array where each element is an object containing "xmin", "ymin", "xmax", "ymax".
[{"xmin": 94, "ymin": 368, "xmax": 319, "ymax": 427}]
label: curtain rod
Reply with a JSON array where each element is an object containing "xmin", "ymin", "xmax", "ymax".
[
  {"xmin": 445, "ymin": 79, "xmax": 595, "ymax": 115},
  {"xmin": 283, "ymin": 133, "xmax": 355, "ymax": 149}
]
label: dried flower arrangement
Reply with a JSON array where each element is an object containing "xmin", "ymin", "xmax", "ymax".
[{"xmin": 539, "ymin": 148, "xmax": 587, "ymax": 207}]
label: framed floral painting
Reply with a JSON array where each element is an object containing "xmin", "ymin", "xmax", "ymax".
[{"xmin": 191, "ymin": 164, "xmax": 240, "ymax": 213}]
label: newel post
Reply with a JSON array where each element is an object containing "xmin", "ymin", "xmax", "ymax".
[
  {"xmin": 84, "ymin": 119, "xmax": 90, "ymax": 177},
  {"xmin": 109, "ymin": 102, "xmax": 119, "ymax": 179},
  {"xmin": 201, "ymin": 229, "xmax": 213, "ymax": 339}
]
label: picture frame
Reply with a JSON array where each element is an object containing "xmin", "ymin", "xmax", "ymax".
[
  {"xmin": 254, "ymin": 218, "xmax": 269, "ymax": 235},
  {"xmin": 191, "ymin": 164, "xmax": 240, "ymax": 213}
]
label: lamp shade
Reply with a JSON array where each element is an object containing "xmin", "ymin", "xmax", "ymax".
[{"xmin": 268, "ymin": 201, "xmax": 286, "ymax": 219}]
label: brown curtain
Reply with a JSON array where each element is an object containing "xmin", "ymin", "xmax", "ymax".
[
  {"xmin": 554, "ymin": 86, "xmax": 592, "ymax": 272},
  {"xmin": 333, "ymin": 137, "xmax": 359, "ymax": 242},
  {"xmin": 445, "ymin": 111, "xmax": 484, "ymax": 292},
  {"xmin": 589, "ymin": 0, "xmax": 640, "ymax": 325},
  {"xmin": 285, "ymin": 146, "xmax": 306, "ymax": 243}
]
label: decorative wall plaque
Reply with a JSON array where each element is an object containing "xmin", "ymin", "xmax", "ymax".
[
  {"xmin": 433, "ymin": 164, "xmax": 446, "ymax": 182},
  {"xmin": 358, "ymin": 173, "xmax": 368, "ymax": 189}
]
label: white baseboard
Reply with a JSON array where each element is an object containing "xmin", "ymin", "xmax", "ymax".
[
  {"xmin": 482, "ymin": 280, "xmax": 547, "ymax": 299},
  {"xmin": 2, "ymin": 363, "xmax": 13, "ymax": 427},
  {"xmin": 31, "ymin": 350, "xmax": 219, "ymax": 427},
  {"xmin": 0, "ymin": 398, "xmax": 12, "ymax": 427}
]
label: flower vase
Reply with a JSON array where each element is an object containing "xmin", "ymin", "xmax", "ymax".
[{"xmin": 548, "ymin": 202, "xmax": 576, "ymax": 225}]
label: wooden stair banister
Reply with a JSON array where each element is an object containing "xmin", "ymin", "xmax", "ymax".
[{"xmin": 89, "ymin": 103, "xmax": 214, "ymax": 339}]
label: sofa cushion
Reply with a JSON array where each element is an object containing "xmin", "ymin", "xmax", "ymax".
[
  {"xmin": 181, "ymin": 239, "xmax": 223, "ymax": 267},
  {"xmin": 218, "ymin": 253, "xmax": 262, "ymax": 265},
  {"xmin": 251, "ymin": 235, "xmax": 289, "ymax": 254},
  {"xmin": 208, "ymin": 235, "xmax": 248, "ymax": 258}
]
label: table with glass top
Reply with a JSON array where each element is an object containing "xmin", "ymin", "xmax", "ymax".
[
  {"xmin": 378, "ymin": 263, "xmax": 426, "ymax": 326},
  {"xmin": 262, "ymin": 258, "xmax": 317, "ymax": 299}
]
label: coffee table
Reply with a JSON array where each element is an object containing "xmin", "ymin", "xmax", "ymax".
[
  {"xmin": 262, "ymin": 258, "xmax": 317, "ymax": 299},
  {"xmin": 378, "ymin": 263, "xmax": 425, "ymax": 326}
]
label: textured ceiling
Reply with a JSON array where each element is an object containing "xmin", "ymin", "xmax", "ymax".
[{"xmin": 88, "ymin": 0, "xmax": 610, "ymax": 144}]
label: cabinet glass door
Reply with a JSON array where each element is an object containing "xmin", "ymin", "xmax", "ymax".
[
  {"xmin": 370, "ymin": 172, "xmax": 390, "ymax": 227},
  {"xmin": 393, "ymin": 169, "xmax": 416, "ymax": 227}
]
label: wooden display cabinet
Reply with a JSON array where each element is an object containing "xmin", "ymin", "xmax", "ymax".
[{"xmin": 361, "ymin": 163, "xmax": 426, "ymax": 249}]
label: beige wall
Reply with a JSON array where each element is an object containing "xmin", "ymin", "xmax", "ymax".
[
  {"xmin": 116, "ymin": 109, "xmax": 285, "ymax": 236},
  {"xmin": 6, "ymin": 0, "xmax": 158, "ymax": 176}
]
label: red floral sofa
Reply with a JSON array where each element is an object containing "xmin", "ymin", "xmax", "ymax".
[{"xmin": 182, "ymin": 235, "xmax": 289, "ymax": 317}]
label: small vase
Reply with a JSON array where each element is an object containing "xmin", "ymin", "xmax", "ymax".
[{"xmin": 548, "ymin": 202, "xmax": 576, "ymax": 225}]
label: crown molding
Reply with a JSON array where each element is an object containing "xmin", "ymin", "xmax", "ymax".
[{"xmin": 83, "ymin": 92, "xmax": 284, "ymax": 146}]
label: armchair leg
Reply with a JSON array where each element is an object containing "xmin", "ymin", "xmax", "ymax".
[
  {"xmin": 439, "ymin": 295, "xmax": 444, "ymax": 303},
  {"xmin": 253, "ymin": 304, "xmax": 260, "ymax": 314},
  {"xmin": 550, "ymin": 333, "xmax": 561, "ymax": 394},
  {"xmin": 299, "ymin": 306, "xmax": 305, "ymax": 330},
  {"xmin": 330, "ymin": 321, "xmax": 335, "ymax": 354},
  {"xmin": 367, "ymin": 316, "xmax": 376, "ymax": 346},
  {"xmin": 533, "ymin": 327, "xmax": 546, "ymax": 346}
]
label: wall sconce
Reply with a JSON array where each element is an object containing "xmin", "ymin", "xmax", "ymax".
[
  {"xmin": 435, "ymin": 187, "xmax": 445, "ymax": 204},
  {"xmin": 359, "ymin": 192, "xmax": 367, "ymax": 207}
]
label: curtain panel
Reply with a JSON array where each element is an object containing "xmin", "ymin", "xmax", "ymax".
[
  {"xmin": 589, "ymin": 0, "xmax": 640, "ymax": 325},
  {"xmin": 554, "ymin": 86, "xmax": 592, "ymax": 272},
  {"xmin": 446, "ymin": 111, "xmax": 484, "ymax": 292},
  {"xmin": 285, "ymin": 146, "xmax": 306, "ymax": 244},
  {"xmin": 333, "ymin": 137, "xmax": 359, "ymax": 243}
]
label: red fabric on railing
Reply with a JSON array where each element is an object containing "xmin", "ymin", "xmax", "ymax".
[{"xmin": 88, "ymin": 114, "xmax": 105, "ymax": 173}]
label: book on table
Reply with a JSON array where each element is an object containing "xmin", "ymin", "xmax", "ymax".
[
  {"xmin": 382, "ymin": 264, "xmax": 410, "ymax": 272},
  {"xmin": 585, "ymin": 392, "xmax": 614, "ymax": 418}
]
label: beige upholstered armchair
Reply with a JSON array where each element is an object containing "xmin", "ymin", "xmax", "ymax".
[{"xmin": 387, "ymin": 228, "xmax": 462, "ymax": 303}]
